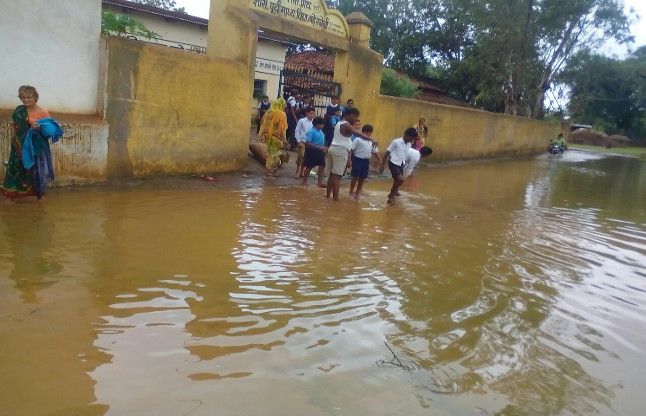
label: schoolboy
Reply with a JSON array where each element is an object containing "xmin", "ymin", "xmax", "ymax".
[
  {"xmin": 379, "ymin": 128, "xmax": 419, "ymax": 204},
  {"xmin": 349, "ymin": 124, "xmax": 381, "ymax": 197},
  {"xmin": 403, "ymin": 146, "xmax": 432, "ymax": 178},
  {"xmin": 302, "ymin": 117, "xmax": 328, "ymax": 188},
  {"xmin": 294, "ymin": 107, "xmax": 315, "ymax": 178},
  {"xmin": 326, "ymin": 107, "xmax": 375, "ymax": 200}
]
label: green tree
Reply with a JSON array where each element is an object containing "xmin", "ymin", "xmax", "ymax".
[
  {"xmin": 329, "ymin": 0, "xmax": 632, "ymax": 118},
  {"xmin": 380, "ymin": 68, "xmax": 421, "ymax": 98},
  {"xmin": 328, "ymin": 0, "xmax": 429, "ymax": 74},
  {"xmin": 132, "ymin": 0, "xmax": 185, "ymax": 12},
  {"xmin": 559, "ymin": 47, "xmax": 646, "ymax": 142},
  {"xmin": 101, "ymin": 10, "xmax": 159, "ymax": 39}
]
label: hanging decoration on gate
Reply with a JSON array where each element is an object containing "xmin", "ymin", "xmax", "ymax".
[{"xmin": 250, "ymin": 0, "xmax": 349, "ymax": 39}]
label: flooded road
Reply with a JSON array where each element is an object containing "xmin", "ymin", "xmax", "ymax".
[{"xmin": 1, "ymin": 151, "xmax": 645, "ymax": 415}]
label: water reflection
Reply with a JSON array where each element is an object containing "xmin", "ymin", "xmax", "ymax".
[{"xmin": 2, "ymin": 207, "xmax": 61, "ymax": 303}]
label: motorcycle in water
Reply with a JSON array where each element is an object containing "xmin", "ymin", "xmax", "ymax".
[{"xmin": 549, "ymin": 143, "xmax": 566, "ymax": 157}]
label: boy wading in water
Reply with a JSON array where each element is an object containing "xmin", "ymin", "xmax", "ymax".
[
  {"xmin": 294, "ymin": 107, "xmax": 315, "ymax": 178},
  {"xmin": 326, "ymin": 107, "xmax": 375, "ymax": 200},
  {"xmin": 302, "ymin": 117, "xmax": 328, "ymax": 188},
  {"xmin": 349, "ymin": 124, "xmax": 381, "ymax": 197},
  {"xmin": 380, "ymin": 128, "xmax": 419, "ymax": 204}
]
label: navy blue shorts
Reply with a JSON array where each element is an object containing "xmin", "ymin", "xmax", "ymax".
[
  {"xmin": 303, "ymin": 147, "xmax": 326, "ymax": 168},
  {"xmin": 389, "ymin": 161, "xmax": 404, "ymax": 178},
  {"xmin": 351, "ymin": 156, "xmax": 370, "ymax": 179}
]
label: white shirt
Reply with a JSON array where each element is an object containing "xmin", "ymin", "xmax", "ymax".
[
  {"xmin": 295, "ymin": 117, "xmax": 313, "ymax": 143},
  {"xmin": 403, "ymin": 148, "xmax": 421, "ymax": 177},
  {"xmin": 352, "ymin": 137, "xmax": 378, "ymax": 159},
  {"xmin": 331, "ymin": 120, "xmax": 353, "ymax": 150},
  {"xmin": 386, "ymin": 138, "xmax": 409, "ymax": 166}
]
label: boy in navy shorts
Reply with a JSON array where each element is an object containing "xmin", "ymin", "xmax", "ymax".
[
  {"xmin": 302, "ymin": 117, "xmax": 327, "ymax": 188},
  {"xmin": 380, "ymin": 128, "xmax": 418, "ymax": 204},
  {"xmin": 349, "ymin": 124, "xmax": 381, "ymax": 197}
]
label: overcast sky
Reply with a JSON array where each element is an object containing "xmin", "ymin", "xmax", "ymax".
[{"xmin": 177, "ymin": 0, "xmax": 646, "ymax": 55}]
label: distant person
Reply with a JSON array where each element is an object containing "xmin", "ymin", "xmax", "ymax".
[
  {"xmin": 324, "ymin": 96, "xmax": 341, "ymax": 146},
  {"xmin": 2, "ymin": 85, "xmax": 61, "ymax": 201},
  {"xmin": 256, "ymin": 95, "xmax": 271, "ymax": 133},
  {"xmin": 258, "ymin": 98, "xmax": 288, "ymax": 177},
  {"xmin": 294, "ymin": 107, "xmax": 315, "ymax": 178},
  {"xmin": 413, "ymin": 117, "xmax": 428, "ymax": 150},
  {"xmin": 403, "ymin": 146, "xmax": 432, "ymax": 178},
  {"xmin": 326, "ymin": 107, "xmax": 376, "ymax": 201},
  {"xmin": 342, "ymin": 99, "xmax": 355, "ymax": 116},
  {"xmin": 550, "ymin": 133, "xmax": 568, "ymax": 150},
  {"xmin": 285, "ymin": 91, "xmax": 299, "ymax": 150},
  {"xmin": 379, "ymin": 128, "xmax": 419, "ymax": 204},
  {"xmin": 349, "ymin": 124, "xmax": 381, "ymax": 197},
  {"xmin": 351, "ymin": 119, "xmax": 362, "ymax": 141},
  {"xmin": 302, "ymin": 116, "xmax": 328, "ymax": 188}
]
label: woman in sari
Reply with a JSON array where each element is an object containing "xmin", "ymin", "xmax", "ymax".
[
  {"xmin": 412, "ymin": 117, "xmax": 428, "ymax": 151},
  {"xmin": 2, "ymin": 86, "xmax": 50, "ymax": 200},
  {"xmin": 258, "ymin": 98, "xmax": 288, "ymax": 176}
]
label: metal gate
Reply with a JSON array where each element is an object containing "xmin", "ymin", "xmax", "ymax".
[{"xmin": 278, "ymin": 68, "xmax": 342, "ymax": 117}]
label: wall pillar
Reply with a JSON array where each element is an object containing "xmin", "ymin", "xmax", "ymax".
[
  {"xmin": 207, "ymin": 0, "xmax": 258, "ymax": 68},
  {"xmin": 334, "ymin": 12, "xmax": 383, "ymax": 118}
]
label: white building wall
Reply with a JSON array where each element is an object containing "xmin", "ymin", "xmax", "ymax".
[
  {"xmin": 103, "ymin": 5, "xmax": 286, "ymax": 104},
  {"xmin": 0, "ymin": 0, "xmax": 101, "ymax": 114}
]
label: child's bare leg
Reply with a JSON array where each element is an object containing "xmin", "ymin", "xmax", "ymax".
[
  {"xmin": 317, "ymin": 166, "xmax": 326, "ymax": 187},
  {"xmin": 349, "ymin": 178, "xmax": 357, "ymax": 194},
  {"xmin": 326, "ymin": 173, "xmax": 333, "ymax": 198},
  {"xmin": 387, "ymin": 175, "xmax": 404, "ymax": 204},
  {"xmin": 355, "ymin": 177, "xmax": 366, "ymax": 196},
  {"xmin": 302, "ymin": 167, "xmax": 312, "ymax": 185},
  {"xmin": 330, "ymin": 174, "xmax": 340, "ymax": 200}
]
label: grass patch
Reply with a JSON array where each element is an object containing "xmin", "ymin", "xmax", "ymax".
[{"xmin": 569, "ymin": 144, "xmax": 646, "ymax": 160}]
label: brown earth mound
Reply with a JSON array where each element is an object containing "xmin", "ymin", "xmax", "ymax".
[{"xmin": 569, "ymin": 129, "xmax": 631, "ymax": 147}]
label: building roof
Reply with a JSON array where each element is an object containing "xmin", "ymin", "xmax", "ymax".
[
  {"xmin": 285, "ymin": 51, "xmax": 336, "ymax": 74},
  {"xmin": 103, "ymin": 0, "xmax": 208, "ymax": 27}
]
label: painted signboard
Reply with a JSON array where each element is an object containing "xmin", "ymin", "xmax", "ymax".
[
  {"xmin": 250, "ymin": 0, "xmax": 349, "ymax": 39},
  {"xmin": 255, "ymin": 57, "xmax": 284, "ymax": 75}
]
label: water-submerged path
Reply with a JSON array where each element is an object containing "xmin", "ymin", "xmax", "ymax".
[{"xmin": 1, "ymin": 151, "xmax": 644, "ymax": 415}]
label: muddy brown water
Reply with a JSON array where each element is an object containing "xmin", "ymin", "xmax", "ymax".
[{"xmin": 1, "ymin": 151, "xmax": 645, "ymax": 415}]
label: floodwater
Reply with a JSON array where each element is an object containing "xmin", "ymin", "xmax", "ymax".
[{"xmin": 1, "ymin": 151, "xmax": 645, "ymax": 416}]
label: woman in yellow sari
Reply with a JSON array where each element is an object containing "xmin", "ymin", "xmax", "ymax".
[{"xmin": 258, "ymin": 98, "xmax": 288, "ymax": 176}]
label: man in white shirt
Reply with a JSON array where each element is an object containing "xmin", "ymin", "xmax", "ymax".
[
  {"xmin": 403, "ymin": 146, "xmax": 432, "ymax": 178},
  {"xmin": 294, "ymin": 107, "xmax": 315, "ymax": 178},
  {"xmin": 379, "ymin": 128, "xmax": 419, "ymax": 204}
]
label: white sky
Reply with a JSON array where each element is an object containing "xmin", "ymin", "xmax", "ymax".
[{"xmin": 177, "ymin": 0, "xmax": 646, "ymax": 54}]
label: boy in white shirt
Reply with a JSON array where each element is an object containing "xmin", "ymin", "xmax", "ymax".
[
  {"xmin": 379, "ymin": 128, "xmax": 419, "ymax": 204},
  {"xmin": 349, "ymin": 124, "xmax": 381, "ymax": 197},
  {"xmin": 403, "ymin": 146, "xmax": 432, "ymax": 178},
  {"xmin": 294, "ymin": 107, "xmax": 315, "ymax": 178}
]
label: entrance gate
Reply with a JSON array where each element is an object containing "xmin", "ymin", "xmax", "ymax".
[{"xmin": 278, "ymin": 67, "xmax": 342, "ymax": 117}]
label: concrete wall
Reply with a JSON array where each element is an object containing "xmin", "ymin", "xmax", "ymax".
[
  {"xmin": 0, "ymin": 0, "xmax": 101, "ymax": 114},
  {"xmin": 0, "ymin": 120, "xmax": 109, "ymax": 185},
  {"xmin": 104, "ymin": 37, "xmax": 250, "ymax": 179},
  {"xmin": 335, "ymin": 45, "xmax": 559, "ymax": 160}
]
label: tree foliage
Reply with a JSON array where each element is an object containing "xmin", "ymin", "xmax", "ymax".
[
  {"xmin": 101, "ymin": 10, "xmax": 159, "ymax": 39},
  {"xmin": 558, "ymin": 47, "xmax": 646, "ymax": 142},
  {"xmin": 380, "ymin": 68, "xmax": 421, "ymax": 98},
  {"xmin": 327, "ymin": 0, "xmax": 633, "ymax": 118},
  {"xmin": 132, "ymin": 0, "xmax": 185, "ymax": 12}
]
